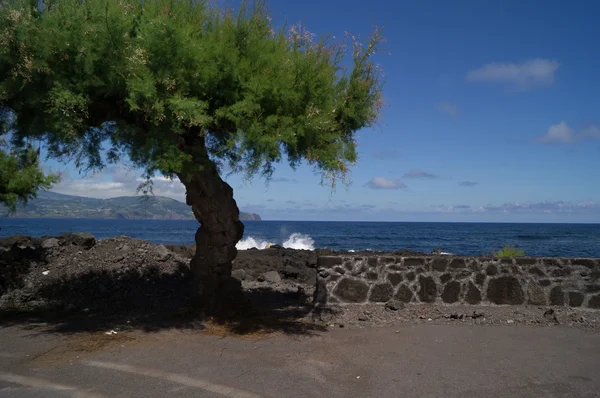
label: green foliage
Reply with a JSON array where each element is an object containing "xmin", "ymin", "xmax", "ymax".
[
  {"xmin": 0, "ymin": 0, "xmax": 385, "ymax": 187},
  {"xmin": 0, "ymin": 134, "xmax": 59, "ymax": 213},
  {"xmin": 492, "ymin": 245, "xmax": 525, "ymax": 258}
]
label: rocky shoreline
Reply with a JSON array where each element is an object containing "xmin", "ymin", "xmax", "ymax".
[{"xmin": 1, "ymin": 233, "xmax": 600, "ymax": 333}]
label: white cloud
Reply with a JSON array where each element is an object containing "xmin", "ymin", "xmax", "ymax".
[
  {"xmin": 432, "ymin": 201, "xmax": 599, "ymax": 215},
  {"xmin": 403, "ymin": 169, "xmax": 437, "ymax": 179},
  {"xmin": 472, "ymin": 201, "xmax": 599, "ymax": 214},
  {"xmin": 581, "ymin": 125, "xmax": 600, "ymax": 140},
  {"xmin": 51, "ymin": 166, "xmax": 187, "ymax": 201},
  {"xmin": 366, "ymin": 177, "xmax": 407, "ymax": 190},
  {"xmin": 437, "ymin": 102, "xmax": 459, "ymax": 117},
  {"xmin": 535, "ymin": 121, "xmax": 600, "ymax": 144},
  {"xmin": 458, "ymin": 181, "xmax": 478, "ymax": 187},
  {"xmin": 246, "ymin": 199, "xmax": 600, "ymax": 222},
  {"xmin": 467, "ymin": 59, "xmax": 559, "ymax": 90},
  {"xmin": 52, "ymin": 180, "xmax": 127, "ymax": 198}
]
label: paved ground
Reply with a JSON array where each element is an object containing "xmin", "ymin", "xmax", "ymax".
[{"xmin": 1, "ymin": 322, "xmax": 599, "ymax": 397}]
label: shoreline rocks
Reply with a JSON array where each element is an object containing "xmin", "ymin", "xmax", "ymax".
[{"xmin": 2, "ymin": 233, "xmax": 600, "ymax": 332}]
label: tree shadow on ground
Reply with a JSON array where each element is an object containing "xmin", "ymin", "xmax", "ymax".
[
  {"xmin": 0, "ymin": 263, "xmax": 326, "ymax": 336},
  {"xmin": 0, "ymin": 236, "xmax": 44, "ymax": 299}
]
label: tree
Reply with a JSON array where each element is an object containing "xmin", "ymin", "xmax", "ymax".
[
  {"xmin": 0, "ymin": 0, "xmax": 384, "ymax": 313},
  {"xmin": 0, "ymin": 130, "xmax": 59, "ymax": 213}
]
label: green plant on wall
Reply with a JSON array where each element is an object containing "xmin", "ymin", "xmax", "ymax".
[{"xmin": 493, "ymin": 245, "xmax": 525, "ymax": 258}]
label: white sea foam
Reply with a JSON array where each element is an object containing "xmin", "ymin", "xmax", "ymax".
[
  {"xmin": 236, "ymin": 233, "xmax": 315, "ymax": 251},
  {"xmin": 236, "ymin": 237, "xmax": 271, "ymax": 250},
  {"xmin": 282, "ymin": 233, "xmax": 315, "ymax": 250}
]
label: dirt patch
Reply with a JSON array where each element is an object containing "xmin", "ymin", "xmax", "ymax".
[
  {"xmin": 315, "ymin": 303, "xmax": 600, "ymax": 332},
  {"xmin": 25, "ymin": 330, "xmax": 139, "ymax": 368}
]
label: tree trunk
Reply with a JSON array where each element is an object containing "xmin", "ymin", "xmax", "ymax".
[{"xmin": 176, "ymin": 140, "xmax": 246, "ymax": 315}]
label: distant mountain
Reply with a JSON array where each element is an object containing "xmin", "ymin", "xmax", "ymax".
[{"xmin": 3, "ymin": 191, "xmax": 262, "ymax": 221}]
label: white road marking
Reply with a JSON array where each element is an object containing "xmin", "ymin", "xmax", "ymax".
[
  {"xmin": 0, "ymin": 372, "xmax": 106, "ymax": 397},
  {"xmin": 83, "ymin": 360, "xmax": 262, "ymax": 398}
]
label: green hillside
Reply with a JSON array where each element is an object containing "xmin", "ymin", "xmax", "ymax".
[{"xmin": 3, "ymin": 191, "xmax": 261, "ymax": 221}]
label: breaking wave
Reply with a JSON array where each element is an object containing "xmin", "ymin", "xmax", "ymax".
[
  {"xmin": 283, "ymin": 233, "xmax": 315, "ymax": 250},
  {"xmin": 236, "ymin": 233, "xmax": 315, "ymax": 251},
  {"xmin": 235, "ymin": 237, "xmax": 271, "ymax": 250}
]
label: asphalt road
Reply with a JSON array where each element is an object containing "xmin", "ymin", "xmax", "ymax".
[{"xmin": 1, "ymin": 323, "xmax": 599, "ymax": 397}]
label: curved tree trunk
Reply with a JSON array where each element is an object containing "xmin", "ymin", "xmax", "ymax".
[{"xmin": 176, "ymin": 139, "xmax": 246, "ymax": 315}]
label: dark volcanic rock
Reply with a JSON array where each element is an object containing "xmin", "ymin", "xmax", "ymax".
[
  {"xmin": 417, "ymin": 276, "xmax": 437, "ymax": 303},
  {"xmin": 455, "ymin": 271, "xmax": 472, "ymax": 280},
  {"xmin": 0, "ymin": 237, "xmax": 40, "ymax": 297},
  {"xmin": 333, "ymin": 278, "xmax": 370, "ymax": 303},
  {"xmin": 465, "ymin": 282, "xmax": 482, "ymax": 304},
  {"xmin": 404, "ymin": 258, "xmax": 425, "ymax": 266},
  {"xmin": 569, "ymin": 292, "xmax": 584, "ymax": 307},
  {"xmin": 528, "ymin": 267, "xmax": 546, "ymax": 277},
  {"xmin": 475, "ymin": 273, "xmax": 486, "ymax": 286},
  {"xmin": 588, "ymin": 295, "xmax": 600, "ymax": 309},
  {"xmin": 573, "ymin": 259, "xmax": 597, "ymax": 269},
  {"xmin": 384, "ymin": 299, "xmax": 404, "ymax": 311},
  {"xmin": 387, "ymin": 273, "xmax": 403, "ymax": 286},
  {"xmin": 449, "ymin": 259, "xmax": 466, "ymax": 269},
  {"xmin": 41, "ymin": 238, "xmax": 59, "ymax": 249},
  {"xmin": 163, "ymin": 244, "xmax": 195, "ymax": 258},
  {"xmin": 527, "ymin": 283, "xmax": 546, "ymax": 306},
  {"xmin": 441, "ymin": 281, "xmax": 461, "ymax": 303},
  {"xmin": 486, "ymin": 264, "xmax": 498, "ymax": 276},
  {"xmin": 586, "ymin": 285, "xmax": 600, "ymax": 293},
  {"xmin": 551, "ymin": 267, "xmax": 571, "ymax": 277},
  {"xmin": 314, "ymin": 278, "xmax": 328, "ymax": 305},
  {"xmin": 233, "ymin": 247, "xmax": 317, "ymax": 284},
  {"xmin": 440, "ymin": 273, "xmax": 452, "ymax": 284},
  {"xmin": 515, "ymin": 258, "xmax": 537, "ymax": 266},
  {"xmin": 58, "ymin": 232, "xmax": 96, "ymax": 250},
  {"xmin": 431, "ymin": 258, "xmax": 447, "ymax": 272},
  {"xmin": 263, "ymin": 271, "xmax": 282, "ymax": 284},
  {"xmin": 395, "ymin": 284, "xmax": 414, "ymax": 303},
  {"xmin": 0, "ymin": 235, "xmax": 45, "ymax": 261},
  {"xmin": 166, "ymin": 244, "xmax": 318, "ymax": 284},
  {"xmin": 231, "ymin": 269, "xmax": 247, "ymax": 281},
  {"xmin": 1, "ymin": 234, "xmax": 193, "ymax": 315},
  {"xmin": 487, "ymin": 276, "xmax": 524, "ymax": 305},
  {"xmin": 317, "ymin": 256, "xmax": 342, "ymax": 268},
  {"xmin": 369, "ymin": 283, "xmax": 394, "ymax": 303},
  {"xmin": 468, "ymin": 260, "xmax": 482, "ymax": 272},
  {"xmin": 366, "ymin": 272, "xmax": 378, "ymax": 281},
  {"xmin": 550, "ymin": 286, "xmax": 565, "ymax": 306},
  {"xmin": 1, "ymin": 233, "xmax": 323, "ymax": 317},
  {"xmin": 333, "ymin": 266, "xmax": 346, "ymax": 275}
]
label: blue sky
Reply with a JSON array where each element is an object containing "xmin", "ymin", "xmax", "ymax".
[{"xmin": 46, "ymin": 0, "xmax": 600, "ymax": 222}]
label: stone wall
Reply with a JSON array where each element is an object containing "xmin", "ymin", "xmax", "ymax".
[{"xmin": 315, "ymin": 255, "xmax": 600, "ymax": 309}]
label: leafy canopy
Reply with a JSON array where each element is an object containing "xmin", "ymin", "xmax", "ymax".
[
  {"xmin": 0, "ymin": 133, "xmax": 59, "ymax": 212},
  {"xmin": 0, "ymin": 0, "xmax": 384, "ymax": 186}
]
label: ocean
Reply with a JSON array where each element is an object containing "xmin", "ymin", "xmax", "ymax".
[{"xmin": 1, "ymin": 218, "xmax": 600, "ymax": 257}]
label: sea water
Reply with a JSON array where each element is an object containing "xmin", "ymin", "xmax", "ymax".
[{"xmin": 1, "ymin": 218, "xmax": 600, "ymax": 257}]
